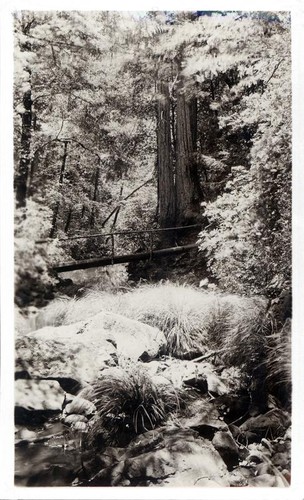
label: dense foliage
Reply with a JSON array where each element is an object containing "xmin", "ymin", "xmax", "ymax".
[
  {"xmin": 197, "ymin": 13, "xmax": 291, "ymax": 296},
  {"xmin": 14, "ymin": 11, "xmax": 291, "ymax": 303}
]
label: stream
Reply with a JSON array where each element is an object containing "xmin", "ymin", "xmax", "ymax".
[{"xmin": 15, "ymin": 422, "xmax": 83, "ymax": 486}]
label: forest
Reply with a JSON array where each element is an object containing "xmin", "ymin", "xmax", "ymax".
[{"xmin": 14, "ymin": 11, "xmax": 292, "ymax": 488}]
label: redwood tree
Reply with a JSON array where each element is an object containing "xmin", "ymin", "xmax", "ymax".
[
  {"xmin": 156, "ymin": 64, "xmax": 202, "ymax": 228},
  {"xmin": 175, "ymin": 71, "xmax": 201, "ymax": 226},
  {"xmin": 157, "ymin": 80, "xmax": 175, "ymax": 228}
]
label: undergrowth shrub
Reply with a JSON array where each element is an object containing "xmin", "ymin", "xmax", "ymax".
[
  {"xmin": 115, "ymin": 284, "xmax": 216, "ymax": 358},
  {"xmin": 15, "ymin": 200, "xmax": 67, "ymax": 307},
  {"xmin": 35, "ymin": 291, "xmax": 118, "ymax": 329},
  {"xmin": 37, "ymin": 297, "xmax": 70, "ymax": 327},
  {"xmin": 112, "ymin": 284, "xmax": 268, "ymax": 363},
  {"xmin": 215, "ymin": 295, "xmax": 270, "ymax": 371},
  {"xmin": 35, "ymin": 283, "xmax": 268, "ymax": 363},
  {"xmin": 60, "ymin": 265, "xmax": 129, "ymax": 293},
  {"xmin": 88, "ymin": 364, "xmax": 183, "ymax": 447},
  {"xmin": 15, "ymin": 306, "xmax": 30, "ymax": 335},
  {"xmin": 266, "ymin": 318, "xmax": 291, "ymax": 407}
]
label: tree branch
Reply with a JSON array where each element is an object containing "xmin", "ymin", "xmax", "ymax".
[
  {"xmin": 101, "ymin": 177, "xmax": 154, "ymax": 228},
  {"xmin": 191, "ymin": 349, "xmax": 225, "ymax": 362},
  {"xmin": 26, "ymin": 33, "xmax": 87, "ymax": 50},
  {"xmin": 56, "ymin": 117, "xmax": 65, "ymax": 139},
  {"xmin": 65, "ymin": 138, "xmax": 102, "ymax": 161},
  {"xmin": 31, "ymin": 119, "xmax": 65, "ymax": 158},
  {"xmin": 71, "ymin": 92, "xmax": 95, "ymax": 105},
  {"xmin": 265, "ymin": 59, "xmax": 284, "ymax": 86},
  {"xmin": 31, "ymin": 91, "xmax": 95, "ymax": 106}
]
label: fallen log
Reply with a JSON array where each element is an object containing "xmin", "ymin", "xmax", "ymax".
[{"xmin": 53, "ymin": 243, "xmax": 198, "ymax": 273}]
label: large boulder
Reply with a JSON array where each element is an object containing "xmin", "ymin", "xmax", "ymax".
[
  {"xmin": 247, "ymin": 473, "xmax": 288, "ymax": 487},
  {"xmin": 15, "ymin": 379, "xmax": 66, "ymax": 426},
  {"xmin": 239, "ymin": 409, "xmax": 291, "ymax": 440},
  {"xmin": 177, "ymin": 398, "xmax": 228, "ymax": 439},
  {"xmin": 64, "ymin": 395, "xmax": 96, "ymax": 417},
  {"xmin": 15, "ymin": 379, "xmax": 65, "ymax": 411},
  {"xmin": 160, "ymin": 358, "xmax": 229, "ymax": 395},
  {"xmin": 86, "ymin": 426, "xmax": 230, "ymax": 487},
  {"xmin": 16, "ymin": 311, "xmax": 165, "ymax": 388},
  {"xmin": 26, "ymin": 310, "xmax": 165, "ymax": 362},
  {"xmin": 212, "ymin": 430, "xmax": 240, "ymax": 469},
  {"xmin": 15, "ymin": 333, "xmax": 116, "ymax": 388},
  {"xmin": 91, "ymin": 311, "xmax": 166, "ymax": 361}
]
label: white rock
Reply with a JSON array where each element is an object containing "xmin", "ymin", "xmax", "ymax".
[{"xmin": 15, "ymin": 379, "xmax": 65, "ymax": 411}]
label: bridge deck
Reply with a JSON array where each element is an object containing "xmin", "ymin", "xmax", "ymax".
[
  {"xmin": 39, "ymin": 224, "xmax": 201, "ymax": 273},
  {"xmin": 53, "ymin": 243, "xmax": 198, "ymax": 273}
]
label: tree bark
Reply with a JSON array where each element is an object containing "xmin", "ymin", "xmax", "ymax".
[
  {"xmin": 50, "ymin": 140, "xmax": 68, "ymax": 237},
  {"xmin": 110, "ymin": 185, "xmax": 123, "ymax": 231},
  {"xmin": 59, "ymin": 140, "xmax": 68, "ymax": 184},
  {"xmin": 90, "ymin": 165, "xmax": 100, "ymax": 228},
  {"xmin": 175, "ymin": 72, "xmax": 201, "ymax": 225},
  {"xmin": 64, "ymin": 207, "xmax": 73, "ymax": 233},
  {"xmin": 157, "ymin": 81, "xmax": 176, "ymax": 229},
  {"xmin": 15, "ymin": 88, "xmax": 32, "ymax": 209}
]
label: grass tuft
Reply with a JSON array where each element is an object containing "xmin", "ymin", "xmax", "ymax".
[
  {"xmin": 115, "ymin": 284, "xmax": 215, "ymax": 358},
  {"xmin": 88, "ymin": 363, "xmax": 183, "ymax": 447},
  {"xmin": 266, "ymin": 318, "xmax": 291, "ymax": 406},
  {"xmin": 36, "ymin": 292, "xmax": 116, "ymax": 328},
  {"xmin": 215, "ymin": 295, "xmax": 269, "ymax": 370}
]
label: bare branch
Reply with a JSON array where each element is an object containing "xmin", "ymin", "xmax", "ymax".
[
  {"xmin": 70, "ymin": 93, "xmax": 95, "ymax": 105},
  {"xmin": 31, "ymin": 117, "xmax": 64, "ymax": 157},
  {"xmin": 32, "ymin": 91, "xmax": 95, "ymax": 105},
  {"xmin": 265, "ymin": 58, "xmax": 284, "ymax": 86},
  {"xmin": 55, "ymin": 117, "xmax": 65, "ymax": 140},
  {"xmin": 101, "ymin": 177, "xmax": 154, "ymax": 228},
  {"xmin": 65, "ymin": 138, "xmax": 102, "ymax": 160},
  {"xmin": 191, "ymin": 349, "xmax": 225, "ymax": 362},
  {"xmin": 26, "ymin": 33, "xmax": 87, "ymax": 50}
]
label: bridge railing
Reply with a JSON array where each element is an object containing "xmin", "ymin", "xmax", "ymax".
[{"xmin": 36, "ymin": 224, "xmax": 201, "ymax": 264}]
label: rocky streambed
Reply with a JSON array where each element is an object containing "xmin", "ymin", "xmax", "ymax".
[{"xmin": 15, "ymin": 307, "xmax": 291, "ymax": 487}]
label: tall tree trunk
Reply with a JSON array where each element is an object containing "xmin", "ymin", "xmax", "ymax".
[
  {"xmin": 90, "ymin": 165, "xmax": 100, "ymax": 228},
  {"xmin": 50, "ymin": 140, "xmax": 68, "ymax": 237},
  {"xmin": 15, "ymin": 88, "xmax": 32, "ymax": 209},
  {"xmin": 50, "ymin": 203, "xmax": 60, "ymax": 238},
  {"xmin": 27, "ymin": 150, "xmax": 39, "ymax": 198},
  {"xmin": 157, "ymin": 81, "xmax": 176, "ymax": 229},
  {"xmin": 175, "ymin": 75, "xmax": 201, "ymax": 225},
  {"xmin": 110, "ymin": 185, "xmax": 123, "ymax": 231},
  {"xmin": 59, "ymin": 140, "xmax": 68, "ymax": 184},
  {"xmin": 64, "ymin": 207, "xmax": 73, "ymax": 233}
]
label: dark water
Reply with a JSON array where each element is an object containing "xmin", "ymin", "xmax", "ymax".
[{"xmin": 15, "ymin": 422, "xmax": 83, "ymax": 486}]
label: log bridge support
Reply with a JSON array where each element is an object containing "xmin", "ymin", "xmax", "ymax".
[{"xmin": 36, "ymin": 224, "xmax": 201, "ymax": 273}]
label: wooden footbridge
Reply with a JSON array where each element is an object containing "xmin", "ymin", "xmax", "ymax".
[{"xmin": 37, "ymin": 224, "xmax": 201, "ymax": 273}]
